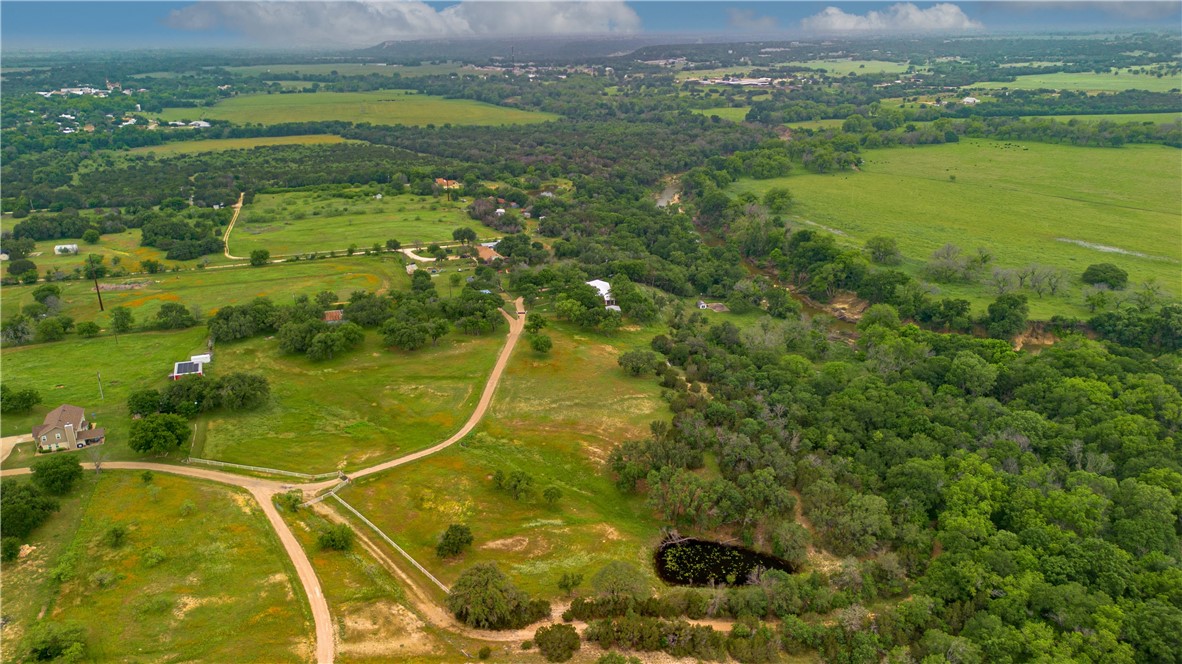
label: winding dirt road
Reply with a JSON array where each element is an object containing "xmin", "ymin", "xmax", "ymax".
[
  {"xmin": 1, "ymin": 298, "xmax": 525, "ymax": 664},
  {"xmin": 222, "ymin": 192, "xmax": 246, "ymax": 260}
]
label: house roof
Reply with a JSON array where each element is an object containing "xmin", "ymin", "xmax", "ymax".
[
  {"xmin": 33, "ymin": 404, "xmax": 86, "ymax": 437},
  {"xmin": 586, "ymin": 279, "xmax": 612, "ymax": 299},
  {"xmin": 475, "ymin": 245, "xmax": 503, "ymax": 261},
  {"xmin": 324, "ymin": 309, "xmax": 344, "ymax": 322},
  {"xmin": 78, "ymin": 428, "xmax": 106, "ymax": 441}
]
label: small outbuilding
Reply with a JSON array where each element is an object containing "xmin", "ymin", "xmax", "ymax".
[
  {"xmin": 54, "ymin": 244, "xmax": 79, "ymax": 255},
  {"xmin": 323, "ymin": 310, "xmax": 344, "ymax": 324},
  {"xmin": 586, "ymin": 279, "xmax": 617, "ymax": 308},
  {"xmin": 171, "ymin": 360, "xmax": 203, "ymax": 380}
]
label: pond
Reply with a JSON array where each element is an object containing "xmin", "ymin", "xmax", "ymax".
[{"xmin": 654, "ymin": 538, "xmax": 796, "ymax": 586}]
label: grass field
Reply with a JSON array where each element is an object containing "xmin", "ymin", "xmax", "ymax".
[
  {"xmin": 153, "ymin": 90, "xmax": 557, "ymax": 126},
  {"xmin": 794, "ymin": 59, "xmax": 912, "ymax": 76},
  {"xmin": 691, "ymin": 107, "xmax": 751, "ymax": 122},
  {"xmin": 233, "ymin": 190, "xmax": 497, "ymax": 255},
  {"xmin": 0, "ymin": 472, "xmax": 310, "ymax": 662},
  {"xmin": 130, "ymin": 134, "xmax": 354, "ymax": 155},
  {"xmin": 1, "ymin": 256, "xmax": 412, "ymax": 325},
  {"xmin": 197, "ymin": 328, "xmax": 505, "ymax": 474},
  {"xmin": 1025, "ymin": 112, "xmax": 1182, "ymax": 125},
  {"xmin": 338, "ymin": 319, "xmax": 670, "ymax": 598},
  {"xmin": 7, "ymin": 228, "xmax": 172, "ymax": 274},
  {"xmin": 785, "ymin": 118, "xmax": 845, "ymax": 130},
  {"xmin": 971, "ymin": 70, "xmax": 1182, "ymax": 92},
  {"xmin": 731, "ymin": 139, "xmax": 1182, "ymax": 319},
  {"xmin": 0, "ymin": 328, "xmax": 208, "ymax": 466},
  {"xmin": 225, "ymin": 62, "xmax": 469, "ymax": 78}
]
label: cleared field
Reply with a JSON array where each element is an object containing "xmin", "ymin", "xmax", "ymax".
[
  {"xmin": 785, "ymin": 118, "xmax": 845, "ymax": 130},
  {"xmin": 233, "ymin": 190, "xmax": 497, "ymax": 255},
  {"xmin": 0, "ymin": 328, "xmax": 208, "ymax": 465},
  {"xmin": 971, "ymin": 70, "xmax": 1182, "ymax": 92},
  {"xmin": 691, "ymin": 107, "xmax": 751, "ymax": 122},
  {"xmin": 731, "ymin": 139, "xmax": 1182, "ymax": 319},
  {"xmin": 130, "ymin": 134, "xmax": 354, "ymax": 155},
  {"xmin": 8, "ymin": 228, "xmax": 172, "ymax": 273},
  {"xmin": 0, "ymin": 472, "xmax": 310, "ymax": 662},
  {"xmin": 152, "ymin": 90, "xmax": 557, "ymax": 126},
  {"xmin": 794, "ymin": 59, "xmax": 912, "ymax": 76},
  {"xmin": 1025, "ymin": 112, "xmax": 1182, "ymax": 125},
  {"xmin": 197, "ymin": 328, "xmax": 505, "ymax": 474},
  {"xmin": 1, "ymin": 256, "xmax": 412, "ymax": 325},
  {"xmin": 338, "ymin": 319, "xmax": 670, "ymax": 598},
  {"xmin": 225, "ymin": 62, "xmax": 468, "ymax": 78}
]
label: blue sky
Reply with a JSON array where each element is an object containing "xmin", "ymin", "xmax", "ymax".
[{"xmin": 2, "ymin": 2, "xmax": 1180, "ymax": 50}]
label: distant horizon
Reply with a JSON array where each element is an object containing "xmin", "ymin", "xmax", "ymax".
[{"xmin": 2, "ymin": 1, "xmax": 1180, "ymax": 52}]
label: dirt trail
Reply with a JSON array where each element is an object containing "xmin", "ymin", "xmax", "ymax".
[
  {"xmin": 222, "ymin": 192, "xmax": 246, "ymax": 260},
  {"xmin": 0, "ymin": 434, "xmax": 32, "ymax": 462},
  {"xmin": 0, "ymin": 298, "xmax": 528, "ymax": 664}
]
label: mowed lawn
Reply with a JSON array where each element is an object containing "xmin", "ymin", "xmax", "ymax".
[
  {"xmin": 0, "ymin": 472, "xmax": 310, "ymax": 662},
  {"xmin": 130, "ymin": 134, "xmax": 355, "ymax": 156},
  {"xmin": 691, "ymin": 107, "xmax": 751, "ymax": 122},
  {"xmin": 198, "ymin": 328, "xmax": 506, "ymax": 474},
  {"xmin": 1, "ymin": 256, "xmax": 411, "ymax": 325},
  {"xmin": 233, "ymin": 190, "xmax": 498, "ymax": 256},
  {"xmin": 153, "ymin": 90, "xmax": 557, "ymax": 126},
  {"xmin": 971, "ymin": 70, "xmax": 1182, "ymax": 92},
  {"xmin": 731, "ymin": 139, "xmax": 1182, "ymax": 318},
  {"xmin": 0, "ymin": 328, "xmax": 208, "ymax": 466},
  {"xmin": 338, "ymin": 320, "xmax": 670, "ymax": 598}
]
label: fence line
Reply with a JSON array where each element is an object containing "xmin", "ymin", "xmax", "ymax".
[
  {"xmin": 185, "ymin": 457, "xmax": 339, "ymax": 480},
  {"xmin": 331, "ymin": 494, "xmax": 449, "ymax": 593},
  {"xmin": 302, "ymin": 479, "xmax": 350, "ymax": 507}
]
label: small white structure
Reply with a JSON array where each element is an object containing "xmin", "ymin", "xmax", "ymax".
[
  {"xmin": 54, "ymin": 244, "xmax": 79, "ymax": 255},
  {"xmin": 586, "ymin": 279, "xmax": 617, "ymax": 308},
  {"xmin": 494, "ymin": 208, "xmax": 506, "ymax": 217},
  {"xmin": 405, "ymin": 263, "xmax": 418, "ymax": 275},
  {"xmin": 698, "ymin": 300, "xmax": 709, "ymax": 310},
  {"xmin": 190, "ymin": 353, "xmax": 212, "ymax": 364},
  {"xmin": 189, "ymin": 120, "xmax": 211, "ymax": 128},
  {"xmin": 962, "ymin": 96, "xmax": 979, "ymax": 105},
  {"xmin": 374, "ymin": 193, "xmax": 383, "ymax": 200}
]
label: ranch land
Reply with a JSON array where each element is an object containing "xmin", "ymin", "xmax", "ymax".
[
  {"xmin": 731, "ymin": 138, "xmax": 1182, "ymax": 319},
  {"xmin": 232, "ymin": 190, "xmax": 497, "ymax": 256},
  {"xmin": 0, "ymin": 472, "xmax": 310, "ymax": 662},
  {"xmin": 129, "ymin": 134, "xmax": 356, "ymax": 155},
  {"xmin": 969, "ymin": 70, "xmax": 1182, "ymax": 92},
  {"xmin": 152, "ymin": 90, "xmax": 559, "ymax": 126},
  {"xmin": 224, "ymin": 62, "xmax": 470, "ymax": 78},
  {"xmin": 336, "ymin": 319, "xmax": 670, "ymax": 599}
]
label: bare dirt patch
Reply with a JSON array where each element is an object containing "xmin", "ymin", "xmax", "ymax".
[
  {"xmin": 481, "ymin": 536, "xmax": 530, "ymax": 552},
  {"xmin": 97, "ymin": 281, "xmax": 148, "ymax": 292},
  {"xmin": 338, "ymin": 600, "xmax": 438, "ymax": 658}
]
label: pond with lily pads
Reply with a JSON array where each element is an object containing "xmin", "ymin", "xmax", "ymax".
[{"xmin": 654, "ymin": 538, "xmax": 796, "ymax": 586}]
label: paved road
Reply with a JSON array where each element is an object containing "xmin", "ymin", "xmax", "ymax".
[{"xmin": 1, "ymin": 297, "xmax": 526, "ymax": 664}]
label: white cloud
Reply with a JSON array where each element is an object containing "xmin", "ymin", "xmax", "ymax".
[
  {"xmin": 165, "ymin": 1, "xmax": 642, "ymax": 47},
  {"xmin": 727, "ymin": 8, "xmax": 778, "ymax": 31},
  {"xmin": 801, "ymin": 2, "xmax": 983, "ymax": 33}
]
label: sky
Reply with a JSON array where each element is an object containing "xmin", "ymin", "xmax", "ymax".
[{"xmin": 2, "ymin": 1, "xmax": 1180, "ymax": 50}]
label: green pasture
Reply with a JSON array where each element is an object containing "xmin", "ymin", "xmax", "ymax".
[
  {"xmin": 970, "ymin": 70, "xmax": 1182, "ymax": 92},
  {"xmin": 225, "ymin": 62, "xmax": 468, "ymax": 78},
  {"xmin": 197, "ymin": 328, "xmax": 505, "ymax": 474},
  {"xmin": 0, "ymin": 328, "xmax": 208, "ymax": 466},
  {"xmin": 130, "ymin": 134, "xmax": 354, "ymax": 155},
  {"xmin": 785, "ymin": 118, "xmax": 845, "ymax": 130},
  {"xmin": 2, "ymin": 256, "xmax": 412, "ymax": 325},
  {"xmin": 691, "ymin": 107, "xmax": 751, "ymax": 122},
  {"xmin": 233, "ymin": 190, "xmax": 497, "ymax": 256},
  {"xmin": 338, "ymin": 319, "xmax": 670, "ymax": 599},
  {"xmin": 1024, "ymin": 112, "xmax": 1182, "ymax": 125},
  {"xmin": 731, "ymin": 139, "xmax": 1182, "ymax": 319},
  {"xmin": 7, "ymin": 228, "xmax": 171, "ymax": 274},
  {"xmin": 0, "ymin": 472, "xmax": 310, "ymax": 662},
  {"xmin": 152, "ymin": 90, "xmax": 557, "ymax": 126},
  {"xmin": 793, "ymin": 59, "xmax": 913, "ymax": 76}
]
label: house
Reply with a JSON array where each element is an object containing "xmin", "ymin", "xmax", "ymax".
[
  {"xmin": 475, "ymin": 245, "xmax": 503, "ymax": 262},
  {"xmin": 434, "ymin": 178, "xmax": 461, "ymax": 189},
  {"xmin": 586, "ymin": 279, "xmax": 618, "ymax": 308},
  {"xmin": 54, "ymin": 244, "xmax": 79, "ymax": 255},
  {"xmin": 33, "ymin": 404, "xmax": 105, "ymax": 452},
  {"xmin": 171, "ymin": 360, "xmax": 203, "ymax": 380},
  {"xmin": 323, "ymin": 309, "xmax": 344, "ymax": 324},
  {"xmin": 961, "ymin": 96, "xmax": 979, "ymax": 105}
]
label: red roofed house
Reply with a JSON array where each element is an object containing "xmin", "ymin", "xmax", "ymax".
[
  {"xmin": 475, "ymin": 245, "xmax": 503, "ymax": 262},
  {"xmin": 33, "ymin": 404, "xmax": 105, "ymax": 452},
  {"xmin": 324, "ymin": 309, "xmax": 344, "ymax": 323},
  {"xmin": 434, "ymin": 178, "xmax": 461, "ymax": 190}
]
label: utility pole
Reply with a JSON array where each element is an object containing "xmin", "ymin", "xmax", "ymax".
[
  {"xmin": 93, "ymin": 276, "xmax": 105, "ymax": 311},
  {"xmin": 96, "ymin": 371, "xmax": 104, "ymax": 400}
]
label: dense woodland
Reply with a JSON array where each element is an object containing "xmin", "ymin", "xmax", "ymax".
[{"xmin": 1, "ymin": 33, "xmax": 1180, "ymax": 664}]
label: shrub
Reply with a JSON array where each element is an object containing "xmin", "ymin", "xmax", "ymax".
[
  {"xmin": 521, "ymin": 640, "xmax": 534, "ymax": 650},
  {"xmin": 142, "ymin": 547, "xmax": 166, "ymax": 568},
  {"xmin": 76, "ymin": 321, "xmax": 100, "ymax": 337},
  {"xmin": 104, "ymin": 524, "xmax": 128, "ymax": 548},
  {"xmin": 318, "ymin": 524, "xmax": 354, "ymax": 551},
  {"xmin": 90, "ymin": 568, "xmax": 120, "ymax": 588},
  {"xmin": 535, "ymin": 623, "xmax": 580, "ymax": 662},
  {"xmin": 249, "ymin": 249, "xmax": 271, "ymax": 266},
  {"xmin": 26, "ymin": 622, "xmax": 86, "ymax": 662},
  {"xmin": 477, "ymin": 646, "xmax": 492, "ymax": 660},
  {"xmin": 1, "ymin": 537, "xmax": 22, "ymax": 562},
  {"xmin": 436, "ymin": 524, "xmax": 474, "ymax": 558},
  {"xmin": 179, "ymin": 500, "xmax": 197, "ymax": 517},
  {"xmin": 0, "ymin": 384, "xmax": 42, "ymax": 413},
  {"xmin": 1081, "ymin": 263, "xmax": 1129, "ymax": 290},
  {"xmin": 82, "ymin": 229, "xmax": 100, "ymax": 244}
]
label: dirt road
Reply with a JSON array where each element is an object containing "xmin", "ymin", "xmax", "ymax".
[
  {"xmin": 0, "ymin": 434, "xmax": 32, "ymax": 463},
  {"xmin": 222, "ymin": 192, "xmax": 246, "ymax": 260},
  {"xmin": 0, "ymin": 298, "xmax": 527, "ymax": 664}
]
